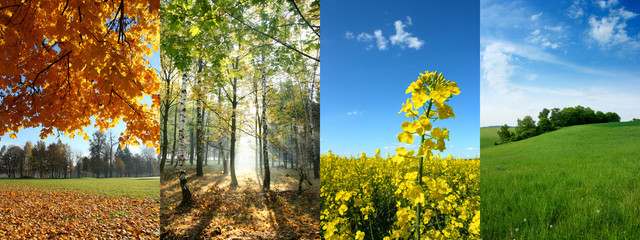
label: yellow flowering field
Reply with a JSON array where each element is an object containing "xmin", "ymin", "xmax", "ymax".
[{"xmin": 321, "ymin": 71, "xmax": 480, "ymax": 239}]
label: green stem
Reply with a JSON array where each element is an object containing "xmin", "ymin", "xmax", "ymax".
[{"xmin": 415, "ymin": 99, "xmax": 434, "ymax": 239}]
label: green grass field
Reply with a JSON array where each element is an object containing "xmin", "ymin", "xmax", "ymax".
[
  {"xmin": 0, "ymin": 177, "xmax": 159, "ymax": 199},
  {"xmin": 481, "ymin": 121, "xmax": 640, "ymax": 239}
]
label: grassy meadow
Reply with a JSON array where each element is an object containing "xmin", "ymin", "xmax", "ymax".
[
  {"xmin": 0, "ymin": 177, "xmax": 159, "ymax": 199},
  {"xmin": 481, "ymin": 121, "xmax": 640, "ymax": 239}
]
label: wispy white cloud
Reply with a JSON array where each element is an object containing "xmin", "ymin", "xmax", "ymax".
[
  {"xmin": 467, "ymin": 147, "xmax": 478, "ymax": 151},
  {"xmin": 345, "ymin": 31, "xmax": 354, "ymax": 39},
  {"xmin": 347, "ymin": 110, "xmax": 364, "ymax": 116},
  {"xmin": 568, "ymin": 0, "xmax": 585, "ymax": 19},
  {"xmin": 481, "ymin": 41, "xmax": 515, "ymax": 94},
  {"xmin": 346, "ymin": 17, "xmax": 423, "ymax": 51},
  {"xmin": 374, "ymin": 30, "xmax": 388, "ymax": 50},
  {"xmin": 389, "ymin": 20, "xmax": 424, "ymax": 50},
  {"xmin": 597, "ymin": 0, "xmax": 618, "ymax": 9},
  {"xmin": 352, "ymin": 33, "xmax": 375, "ymax": 50},
  {"xmin": 588, "ymin": 7, "xmax": 638, "ymax": 47},
  {"xmin": 531, "ymin": 12, "xmax": 543, "ymax": 20},
  {"xmin": 544, "ymin": 25, "xmax": 563, "ymax": 32},
  {"xmin": 527, "ymin": 29, "xmax": 560, "ymax": 49},
  {"xmin": 357, "ymin": 32, "xmax": 373, "ymax": 42},
  {"xmin": 482, "ymin": 40, "xmax": 632, "ymax": 96}
]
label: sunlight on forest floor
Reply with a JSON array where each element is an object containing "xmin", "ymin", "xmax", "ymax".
[{"xmin": 160, "ymin": 164, "xmax": 320, "ymax": 239}]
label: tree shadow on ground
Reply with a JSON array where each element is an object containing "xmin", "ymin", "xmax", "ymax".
[{"xmin": 161, "ymin": 164, "xmax": 320, "ymax": 239}]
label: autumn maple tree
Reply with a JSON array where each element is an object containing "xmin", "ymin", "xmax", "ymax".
[{"xmin": 0, "ymin": 0, "xmax": 160, "ymax": 147}]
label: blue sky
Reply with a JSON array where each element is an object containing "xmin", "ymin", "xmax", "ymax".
[
  {"xmin": 0, "ymin": 53, "xmax": 160, "ymax": 156},
  {"xmin": 481, "ymin": 0, "xmax": 640, "ymax": 126},
  {"xmin": 320, "ymin": 0, "xmax": 480, "ymax": 158}
]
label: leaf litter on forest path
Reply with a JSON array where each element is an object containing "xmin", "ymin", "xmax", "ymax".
[{"xmin": 161, "ymin": 165, "xmax": 320, "ymax": 239}]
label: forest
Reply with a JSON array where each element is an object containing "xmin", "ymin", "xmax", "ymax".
[
  {"xmin": 159, "ymin": 0, "xmax": 319, "ymax": 194},
  {"xmin": 0, "ymin": 130, "xmax": 158, "ymax": 179},
  {"xmin": 159, "ymin": 0, "xmax": 320, "ymax": 238}
]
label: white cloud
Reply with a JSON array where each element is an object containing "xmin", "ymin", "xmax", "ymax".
[
  {"xmin": 531, "ymin": 12, "xmax": 543, "ymax": 20},
  {"xmin": 356, "ymin": 32, "xmax": 373, "ymax": 42},
  {"xmin": 588, "ymin": 7, "xmax": 638, "ymax": 47},
  {"xmin": 347, "ymin": 111, "xmax": 364, "ymax": 116},
  {"xmin": 345, "ymin": 31, "xmax": 354, "ymax": 39},
  {"xmin": 467, "ymin": 147, "xmax": 478, "ymax": 151},
  {"xmin": 374, "ymin": 30, "xmax": 388, "ymax": 50},
  {"xmin": 544, "ymin": 25, "xmax": 563, "ymax": 32},
  {"xmin": 482, "ymin": 41, "xmax": 516, "ymax": 94},
  {"xmin": 346, "ymin": 17, "xmax": 423, "ymax": 51},
  {"xmin": 527, "ymin": 28, "xmax": 561, "ymax": 49},
  {"xmin": 389, "ymin": 20, "xmax": 424, "ymax": 50},
  {"xmin": 614, "ymin": 7, "xmax": 638, "ymax": 20},
  {"xmin": 597, "ymin": 0, "xmax": 618, "ymax": 9},
  {"xmin": 568, "ymin": 0, "xmax": 585, "ymax": 19}
]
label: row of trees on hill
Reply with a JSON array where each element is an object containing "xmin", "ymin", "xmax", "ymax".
[
  {"xmin": 0, "ymin": 131, "xmax": 158, "ymax": 178},
  {"xmin": 497, "ymin": 106, "xmax": 621, "ymax": 144}
]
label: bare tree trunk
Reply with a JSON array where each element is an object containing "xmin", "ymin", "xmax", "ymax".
[
  {"xmin": 229, "ymin": 80, "xmax": 239, "ymax": 188},
  {"xmin": 171, "ymin": 106, "xmax": 178, "ymax": 165},
  {"xmin": 254, "ymin": 76, "xmax": 261, "ymax": 177},
  {"xmin": 178, "ymin": 72, "xmax": 192, "ymax": 206},
  {"xmin": 261, "ymin": 63, "xmax": 270, "ymax": 191},
  {"xmin": 189, "ymin": 117, "xmax": 195, "ymax": 165},
  {"xmin": 204, "ymin": 110, "xmax": 209, "ymax": 166},
  {"xmin": 229, "ymin": 57, "xmax": 240, "ymax": 189},
  {"xmin": 196, "ymin": 59, "xmax": 204, "ymax": 177}
]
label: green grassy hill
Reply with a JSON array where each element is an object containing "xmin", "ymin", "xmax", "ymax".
[
  {"xmin": 481, "ymin": 121, "xmax": 640, "ymax": 239},
  {"xmin": 480, "ymin": 127, "xmax": 508, "ymax": 150}
]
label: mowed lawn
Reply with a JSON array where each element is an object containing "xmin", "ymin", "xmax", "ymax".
[
  {"xmin": 481, "ymin": 122, "xmax": 640, "ymax": 239},
  {"xmin": 0, "ymin": 177, "xmax": 159, "ymax": 199}
]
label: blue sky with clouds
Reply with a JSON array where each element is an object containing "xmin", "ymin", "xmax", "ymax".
[
  {"xmin": 0, "ymin": 53, "xmax": 160, "ymax": 156},
  {"xmin": 321, "ymin": 0, "xmax": 480, "ymax": 158},
  {"xmin": 481, "ymin": 0, "xmax": 640, "ymax": 126}
]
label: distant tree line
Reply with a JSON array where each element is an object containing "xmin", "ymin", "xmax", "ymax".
[
  {"xmin": 0, "ymin": 131, "xmax": 158, "ymax": 178},
  {"xmin": 496, "ymin": 106, "xmax": 621, "ymax": 145}
]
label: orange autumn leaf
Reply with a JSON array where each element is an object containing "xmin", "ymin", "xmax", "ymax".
[{"xmin": 0, "ymin": 0, "xmax": 160, "ymax": 148}]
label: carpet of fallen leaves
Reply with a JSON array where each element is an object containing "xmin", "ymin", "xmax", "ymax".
[
  {"xmin": 161, "ymin": 165, "xmax": 320, "ymax": 240},
  {"xmin": 0, "ymin": 185, "xmax": 159, "ymax": 239}
]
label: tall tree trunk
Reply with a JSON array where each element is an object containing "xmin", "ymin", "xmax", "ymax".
[
  {"xmin": 309, "ymin": 60, "xmax": 320, "ymax": 179},
  {"xmin": 218, "ymin": 83, "xmax": 227, "ymax": 175},
  {"xmin": 229, "ymin": 57, "xmax": 239, "ymax": 188},
  {"xmin": 261, "ymin": 65, "xmax": 270, "ymax": 191},
  {"xmin": 196, "ymin": 59, "xmax": 204, "ymax": 177},
  {"xmin": 177, "ymin": 72, "xmax": 192, "ymax": 206},
  {"xmin": 189, "ymin": 119, "xmax": 195, "ymax": 165},
  {"xmin": 171, "ymin": 106, "xmax": 178, "ymax": 165},
  {"xmin": 204, "ymin": 110, "xmax": 209, "ymax": 166},
  {"xmin": 229, "ymin": 79, "xmax": 239, "ymax": 188},
  {"xmin": 160, "ymin": 88, "xmax": 170, "ymax": 172},
  {"xmin": 254, "ymin": 76, "xmax": 260, "ymax": 176}
]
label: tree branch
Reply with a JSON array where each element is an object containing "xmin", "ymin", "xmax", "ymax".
[
  {"xmin": 287, "ymin": 0, "xmax": 320, "ymax": 39},
  {"xmin": 223, "ymin": 10, "xmax": 319, "ymax": 62}
]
